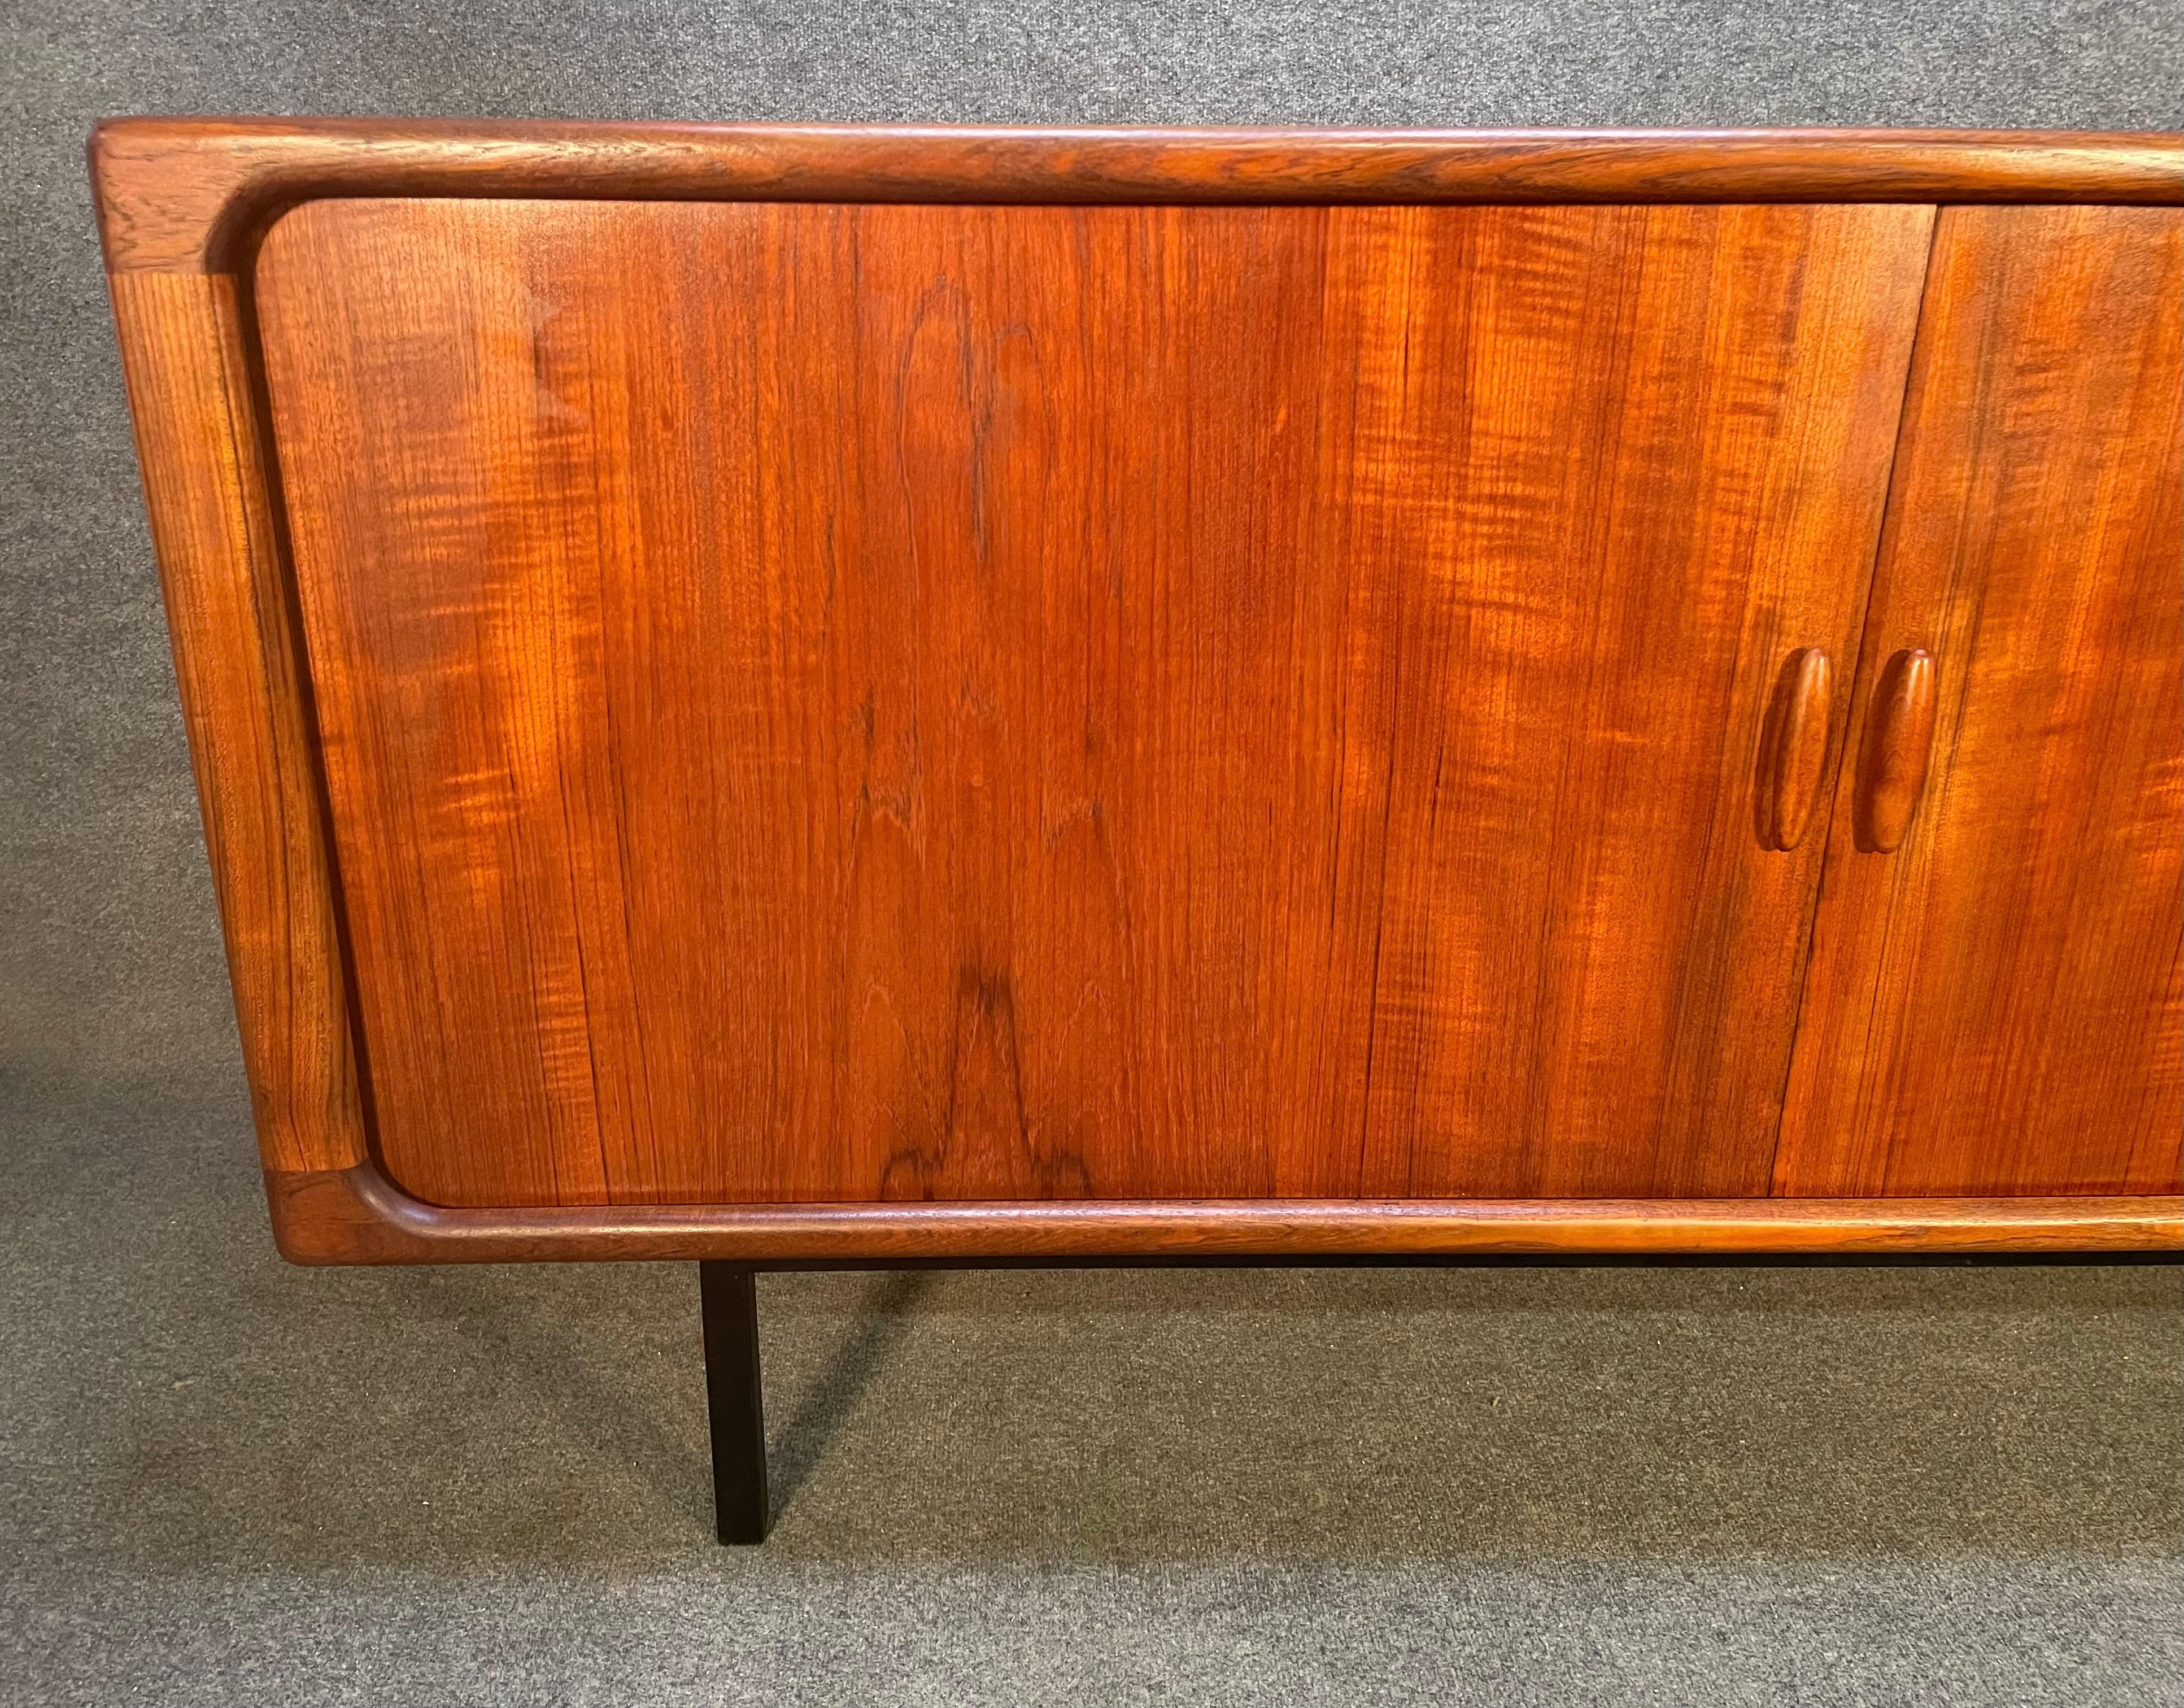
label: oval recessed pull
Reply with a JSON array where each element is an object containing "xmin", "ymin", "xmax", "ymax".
[
  {"xmin": 1859, "ymin": 648, "xmax": 1938, "ymax": 853},
  {"xmin": 1757, "ymin": 647, "xmax": 1833, "ymax": 852}
]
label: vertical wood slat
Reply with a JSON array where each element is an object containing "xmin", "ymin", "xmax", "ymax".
[{"xmin": 107, "ymin": 269, "xmax": 367, "ymax": 1177}]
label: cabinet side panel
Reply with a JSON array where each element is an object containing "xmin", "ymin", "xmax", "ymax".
[
  {"xmin": 1778, "ymin": 206, "xmax": 2184, "ymax": 1196},
  {"xmin": 107, "ymin": 271, "xmax": 367, "ymax": 1176}
]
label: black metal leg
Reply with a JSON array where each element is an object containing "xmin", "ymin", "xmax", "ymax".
[{"xmin": 699, "ymin": 1262, "xmax": 769, "ymax": 1544}]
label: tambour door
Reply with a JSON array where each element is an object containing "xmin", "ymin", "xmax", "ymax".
[
  {"xmin": 1777, "ymin": 207, "xmax": 2184, "ymax": 1197},
  {"xmin": 251, "ymin": 196, "xmax": 1931, "ymax": 1209}
]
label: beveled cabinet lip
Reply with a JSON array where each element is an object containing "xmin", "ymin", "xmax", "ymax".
[
  {"xmin": 90, "ymin": 117, "xmax": 2184, "ymax": 274},
  {"xmin": 266, "ymin": 1158, "xmax": 2184, "ymax": 1265}
]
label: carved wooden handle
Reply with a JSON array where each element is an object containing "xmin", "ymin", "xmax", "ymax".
[
  {"xmin": 1860, "ymin": 648, "xmax": 1938, "ymax": 852},
  {"xmin": 1758, "ymin": 647, "xmax": 1832, "ymax": 852}
]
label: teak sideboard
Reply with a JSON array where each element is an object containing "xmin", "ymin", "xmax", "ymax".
[{"xmin": 95, "ymin": 120, "xmax": 2182, "ymax": 1541}]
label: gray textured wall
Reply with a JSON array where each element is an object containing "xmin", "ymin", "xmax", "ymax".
[{"xmin": 3, "ymin": 3, "xmax": 2180, "ymax": 1112}]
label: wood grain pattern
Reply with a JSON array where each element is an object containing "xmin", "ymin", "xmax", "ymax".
[
  {"xmin": 1777, "ymin": 207, "xmax": 2184, "ymax": 1197},
  {"xmin": 263, "ymin": 1160, "xmax": 2184, "ymax": 1264},
  {"xmin": 105, "ymin": 271, "xmax": 367, "ymax": 1176},
  {"xmin": 89, "ymin": 117, "xmax": 2182, "ymax": 274},
  {"xmin": 251, "ymin": 196, "xmax": 1928, "ymax": 1209},
  {"xmin": 1344, "ymin": 208, "xmax": 1925, "ymax": 1200}
]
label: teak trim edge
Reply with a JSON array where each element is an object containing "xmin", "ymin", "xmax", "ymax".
[
  {"xmin": 267, "ymin": 1160, "xmax": 2184, "ymax": 1263},
  {"xmin": 91, "ymin": 118, "xmax": 2184, "ymax": 274},
  {"xmin": 97, "ymin": 120, "xmax": 2184, "ymax": 1261}
]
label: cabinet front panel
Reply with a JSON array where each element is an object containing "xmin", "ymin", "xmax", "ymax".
[
  {"xmin": 1777, "ymin": 207, "xmax": 2184, "ymax": 1196},
  {"xmin": 254, "ymin": 198, "xmax": 1928, "ymax": 1208}
]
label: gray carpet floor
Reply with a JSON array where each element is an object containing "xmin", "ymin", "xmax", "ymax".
[
  {"xmin": 4, "ymin": 3, "xmax": 2181, "ymax": 1703},
  {"xmin": 5, "ymin": 1082, "xmax": 2180, "ymax": 1706}
]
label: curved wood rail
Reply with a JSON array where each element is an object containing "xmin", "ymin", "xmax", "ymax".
[
  {"xmin": 262, "ymin": 1160, "xmax": 2184, "ymax": 1265},
  {"xmin": 90, "ymin": 118, "xmax": 2184, "ymax": 274}
]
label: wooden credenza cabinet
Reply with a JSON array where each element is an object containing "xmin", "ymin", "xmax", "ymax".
[{"xmin": 95, "ymin": 122, "xmax": 2183, "ymax": 1262}]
